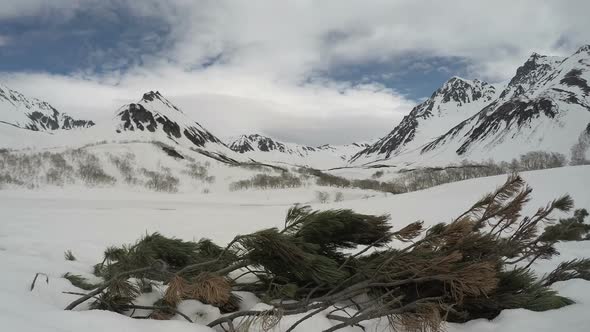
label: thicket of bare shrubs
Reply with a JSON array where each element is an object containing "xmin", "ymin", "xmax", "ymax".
[
  {"xmin": 203, "ymin": 150, "xmax": 578, "ymax": 194},
  {"xmin": 229, "ymin": 172, "xmax": 303, "ymax": 191},
  {"xmin": 397, "ymin": 151, "xmax": 568, "ymax": 192},
  {"xmin": 76, "ymin": 152, "xmax": 117, "ymax": 186},
  {"xmin": 0, "ymin": 149, "xmax": 184, "ymax": 192},
  {"xmin": 0, "ymin": 148, "xmax": 585, "ymax": 195},
  {"xmin": 0, "ymin": 149, "xmax": 115, "ymax": 188},
  {"xmin": 109, "ymin": 153, "xmax": 138, "ymax": 185},
  {"xmin": 58, "ymin": 175, "xmax": 590, "ymax": 331},
  {"xmin": 298, "ymin": 168, "xmax": 402, "ymax": 193},
  {"xmin": 141, "ymin": 167, "xmax": 180, "ymax": 193},
  {"xmin": 183, "ymin": 162, "xmax": 215, "ymax": 184}
]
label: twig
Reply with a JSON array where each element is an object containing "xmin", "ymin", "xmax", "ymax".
[
  {"xmin": 118, "ymin": 304, "xmax": 193, "ymax": 323},
  {"xmin": 63, "ymin": 291, "xmax": 114, "ymax": 311},
  {"xmin": 215, "ymin": 260, "xmax": 252, "ymax": 276},
  {"xmin": 285, "ymin": 304, "xmax": 331, "ymax": 332},
  {"xmin": 30, "ymin": 272, "xmax": 49, "ymax": 291}
]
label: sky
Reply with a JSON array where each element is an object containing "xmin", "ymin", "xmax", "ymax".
[{"xmin": 0, "ymin": 1, "xmax": 588, "ymax": 145}]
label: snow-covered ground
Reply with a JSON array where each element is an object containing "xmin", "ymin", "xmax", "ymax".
[{"xmin": 1, "ymin": 166, "xmax": 589, "ymax": 331}]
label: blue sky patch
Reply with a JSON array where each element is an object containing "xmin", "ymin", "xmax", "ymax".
[
  {"xmin": 322, "ymin": 55, "xmax": 471, "ymax": 100},
  {"xmin": 0, "ymin": 4, "xmax": 171, "ymax": 74}
]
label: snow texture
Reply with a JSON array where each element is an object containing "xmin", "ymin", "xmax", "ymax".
[{"xmin": 1, "ymin": 166, "xmax": 589, "ymax": 331}]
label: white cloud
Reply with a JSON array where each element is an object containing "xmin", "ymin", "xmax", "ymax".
[{"xmin": 0, "ymin": 0, "xmax": 589, "ymax": 144}]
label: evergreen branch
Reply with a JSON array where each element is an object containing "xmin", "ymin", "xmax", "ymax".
[{"xmin": 64, "ymin": 264, "xmax": 160, "ymax": 310}]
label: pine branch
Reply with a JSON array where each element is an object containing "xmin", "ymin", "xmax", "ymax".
[{"xmin": 64, "ymin": 264, "xmax": 161, "ymax": 310}]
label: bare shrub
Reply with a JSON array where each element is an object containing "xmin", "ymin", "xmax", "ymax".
[
  {"xmin": 46, "ymin": 169, "xmax": 66, "ymax": 186},
  {"xmin": 141, "ymin": 168, "xmax": 180, "ymax": 193},
  {"xmin": 44, "ymin": 153, "xmax": 75, "ymax": 186},
  {"xmin": 334, "ymin": 191, "xmax": 344, "ymax": 202},
  {"xmin": 109, "ymin": 153, "xmax": 138, "ymax": 184},
  {"xmin": 49, "ymin": 153, "xmax": 69, "ymax": 169},
  {"xmin": 0, "ymin": 173, "xmax": 24, "ymax": 188},
  {"xmin": 77, "ymin": 154, "xmax": 116, "ymax": 186},
  {"xmin": 571, "ymin": 127, "xmax": 590, "ymax": 165},
  {"xmin": 184, "ymin": 162, "xmax": 215, "ymax": 184},
  {"xmin": 315, "ymin": 191, "xmax": 329, "ymax": 203},
  {"xmin": 371, "ymin": 170, "xmax": 384, "ymax": 179}
]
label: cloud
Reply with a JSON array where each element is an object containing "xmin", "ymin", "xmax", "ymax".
[{"xmin": 0, "ymin": 0, "xmax": 589, "ymax": 144}]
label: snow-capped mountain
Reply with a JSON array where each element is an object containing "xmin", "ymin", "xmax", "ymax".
[
  {"xmin": 229, "ymin": 134, "xmax": 317, "ymax": 156},
  {"xmin": 113, "ymin": 91, "xmax": 243, "ymax": 162},
  {"xmin": 0, "ymin": 83, "xmax": 94, "ymax": 131},
  {"xmin": 351, "ymin": 77, "xmax": 500, "ymax": 162},
  {"xmin": 353, "ymin": 45, "xmax": 590, "ymax": 166},
  {"xmin": 228, "ymin": 134, "xmax": 371, "ymax": 168}
]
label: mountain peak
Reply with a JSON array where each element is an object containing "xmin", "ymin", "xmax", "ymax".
[
  {"xmin": 431, "ymin": 76, "xmax": 494, "ymax": 106},
  {"xmin": 575, "ymin": 44, "xmax": 590, "ymax": 54},
  {"xmin": 229, "ymin": 133, "xmax": 295, "ymax": 154},
  {"xmin": 141, "ymin": 91, "xmax": 163, "ymax": 102},
  {"xmin": 440, "ymin": 76, "xmax": 491, "ymax": 90},
  {"xmin": 443, "ymin": 76, "xmax": 471, "ymax": 87},
  {"xmin": 138, "ymin": 91, "xmax": 182, "ymax": 113},
  {"xmin": 0, "ymin": 82, "xmax": 94, "ymax": 131},
  {"xmin": 501, "ymin": 52, "xmax": 564, "ymax": 99},
  {"xmin": 528, "ymin": 52, "xmax": 543, "ymax": 60}
]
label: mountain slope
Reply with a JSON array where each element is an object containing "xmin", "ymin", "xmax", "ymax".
[
  {"xmin": 228, "ymin": 133, "xmax": 370, "ymax": 168},
  {"xmin": 353, "ymin": 45, "xmax": 590, "ymax": 166},
  {"xmin": 0, "ymin": 83, "xmax": 94, "ymax": 131}
]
